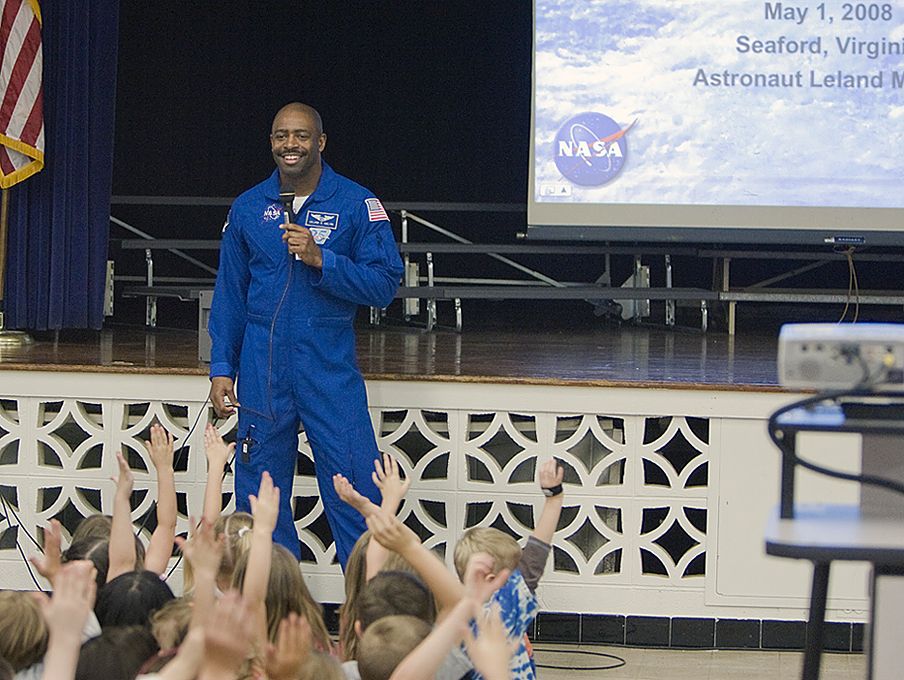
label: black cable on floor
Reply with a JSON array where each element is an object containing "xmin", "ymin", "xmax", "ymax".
[{"xmin": 534, "ymin": 648, "xmax": 627, "ymax": 671}]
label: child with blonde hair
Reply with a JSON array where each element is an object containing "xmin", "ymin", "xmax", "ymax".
[
  {"xmin": 179, "ymin": 512, "xmax": 252, "ymax": 596},
  {"xmin": 337, "ymin": 531, "xmax": 371, "ymax": 660},
  {"xmin": 149, "ymin": 597, "xmax": 194, "ymax": 649},
  {"xmin": 181, "ymin": 423, "xmax": 249, "ymax": 595},
  {"xmin": 357, "ymin": 615, "xmax": 432, "ymax": 680},
  {"xmin": 334, "ymin": 453, "xmax": 410, "ymax": 661},
  {"xmin": 211, "ymin": 512, "xmax": 254, "ymax": 592},
  {"xmin": 232, "ymin": 543, "xmax": 332, "ymax": 652},
  {"xmin": 0, "ymin": 561, "xmax": 98, "ymax": 680},
  {"xmin": 229, "ymin": 469, "xmax": 334, "ymax": 680},
  {"xmin": 451, "ymin": 458, "xmax": 565, "ymax": 680},
  {"xmin": 0, "ymin": 591, "xmax": 47, "ymax": 674},
  {"xmin": 360, "ymin": 458, "xmax": 564, "ymax": 680}
]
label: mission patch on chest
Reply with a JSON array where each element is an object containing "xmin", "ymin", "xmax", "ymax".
[{"xmin": 305, "ymin": 210, "xmax": 339, "ymax": 244}]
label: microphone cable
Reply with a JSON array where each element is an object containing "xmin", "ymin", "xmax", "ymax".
[
  {"xmin": 9, "ymin": 394, "xmax": 215, "ymax": 590},
  {"xmin": 163, "ymin": 416, "xmax": 237, "ymax": 583},
  {"xmin": 134, "ymin": 394, "xmax": 211, "ymax": 538},
  {"xmin": 264, "ymin": 190, "xmax": 299, "ymax": 424}
]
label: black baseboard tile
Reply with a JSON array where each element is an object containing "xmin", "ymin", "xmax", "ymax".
[
  {"xmin": 852, "ymin": 623, "xmax": 865, "ymax": 652},
  {"xmin": 524, "ymin": 613, "xmax": 863, "ymax": 652},
  {"xmin": 626, "ymin": 616, "xmax": 670, "ymax": 647},
  {"xmin": 762, "ymin": 620, "xmax": 806, "ymax": 650},
  {"xmin": 819, "ymin": 622, "xmax": 852, "ymax": 652},
  {"xmin": 715, "ymin": 618, "xmax": 761, "ymax": 649},
  {"xmin": 581, "ymin": 614, "xmax": 625, "ymax": 645},
  {"xmin": 671, "ymin": 617, "xmax": 715, "ymax": 648},
  {"xmin": 535, "ymin": 612, "xmax": 580, "ymax": 642}
]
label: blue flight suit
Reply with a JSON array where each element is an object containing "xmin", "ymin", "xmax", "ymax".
[{"xmin": 208, "ymin": 162, "xmax": 403, "ymax": 566}]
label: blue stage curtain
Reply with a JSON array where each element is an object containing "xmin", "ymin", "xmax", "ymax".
[{"xmin": 3, "ymin": 1, "xmax": 119, "ymax": 330}]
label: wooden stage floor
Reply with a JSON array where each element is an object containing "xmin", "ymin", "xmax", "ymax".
[{"xmin": 0, "ymin": 320, "xmax": 783, "ymax": 391}]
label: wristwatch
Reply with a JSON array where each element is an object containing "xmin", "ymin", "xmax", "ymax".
[{"xmin": 541, "ymin": 484, "xmax": 563, "ymax": 497}]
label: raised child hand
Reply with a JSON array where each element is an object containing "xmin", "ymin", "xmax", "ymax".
[
  {"xmin": 200, "ymin": 590, "xmax": 255, "ymax": 678},
  {"xmin": 144, "ymin": 422, "xmax": 175, "ymax": 471},
  {"xmin": 41, "ymin": 560, "xmax": 97, "ymax": 639},
  {"xmin": 373, "ymin": 453, "xmax": 410, "ymax": 512},
  {"xmin": 538, "ymin": 458, "xmax": 564, "ymax": 491},
  {"xmin": 176, "ymin": 518, "xmax": 224, "ymax": 579},
  {"xmin": 463, "ymin": 603, "xmax": 515, "ymax": 680},
  {"xmin": 249, "ymin": 471, "xmax": 280, "ymax": 533},
  {"xmin": 265, "ymin": 612, "xmax": 312, "ymax": 680},
  {"xmin": 113, "ymin": 450, "xmax": 134, "ymax": 497},
  {"xmin": 203, "ymin": 422, "xmax": 233, "ymax": 470},
  {"xmin": 30, "ymin": 518, "xmax": 63, "ymax": 584},
  {"xmin": 365, "ymin": 509, "xmax": 418, "ymax": 554},
  {"xmin": 463, "ymin": 552, "xmax": 510, "ymax": 605},
  {"xmin": 333, "ymin": 473, "xmax": 378, "ymax": 517}
]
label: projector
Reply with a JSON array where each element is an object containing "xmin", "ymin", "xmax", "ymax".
[{"xmin": 778, "ymin": 323, "xmax": 904, "ymax": 389}]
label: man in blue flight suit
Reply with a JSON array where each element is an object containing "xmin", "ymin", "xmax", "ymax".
[{"xmin": 208, "ymin": 102, "xmax": 403, "ymax": 566}]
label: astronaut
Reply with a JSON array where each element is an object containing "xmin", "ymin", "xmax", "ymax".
[{"xmin": 208, "ymin": 102, "xmax": 403, "ymax": 566}]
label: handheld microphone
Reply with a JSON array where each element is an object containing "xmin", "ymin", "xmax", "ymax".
[
  {"xmin": 279, "ymin": 187, "xmax": 301, "ymax": 260},
  {"xmin": 278, "ymin": 187, "xmax": 295, "ymax": 224}
]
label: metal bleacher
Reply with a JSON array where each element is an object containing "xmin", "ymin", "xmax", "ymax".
[{"xmin": 111, "ymin": 203, "xmax": 904, "ymax": 336}]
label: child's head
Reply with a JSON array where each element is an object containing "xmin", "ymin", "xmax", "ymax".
[
  {"xmin": 301, "ymin": 650, "xmax": 344, "ymax": 680},
  {"xmin": 0, "ymin": 657, "xmax": 13, "ymax": 680},
  {"xmin": 75, "ymin": 626, "xmax": 159, "ymax": 680},
  {"xmin": 149, "ymin": 596, "xmax": 193, "ymax": 649},
  {"xmin": 453, "ymin": 527, "xmax": 521, "ymax": 580},
  {"xmin": 213, "ymin": 512, "xmax": 254, "ymax": 587},
  {"xmin": 380, "ymin": 550, "xmax": 417, "ymax": 575},
  {"xmin": 71, "ymin": 514, "xmax": 112, "ymax": 543},
  {"xmin": 232, "ymin": 544, "xmax": 331, "ymax": 651},
  {"xmin": 71, "ymin": 514, "xmax": 146, "ymax": 569},
  {"xmin": 94, "ymin": 570, "xmax": 175, "ymax": 628},
  {"xmin": 338, "ymin": 530, "xmax": 371, "ymax": 660},
  {"xmin": 62, "ymin": 538, "xmax": 110, "ymax": 591},
  {"xmin": 356, "ymin": 571, "xmax": 434, "ymax": 632},
  {"xmin": 0, "ymin": 592, "xmax": 47, "ymax": 672},
  {"xmin": 357, "ymin": 615, "xmax": 432, "ymax": 680}
]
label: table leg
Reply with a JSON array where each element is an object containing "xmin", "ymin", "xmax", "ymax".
[
  {"xmin": 780, "ymin": 431, "xmax": 797, "ymax": 519},
  {"xmin": 802, "ymin": 561, "xmax": 830, "ymax": 680}
]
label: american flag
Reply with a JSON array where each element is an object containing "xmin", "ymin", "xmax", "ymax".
[
  {"xmin": 365, "ymin": 197, "xmax": 389, "ymax": 222},
  {"xmin": 0, "ymin": 0, "xmax": 43, "ymax": 189}
]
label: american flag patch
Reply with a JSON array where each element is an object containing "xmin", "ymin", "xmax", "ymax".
[{"xmin": 365, "ymin": 198, "xmax": 389, "ymax": 222}]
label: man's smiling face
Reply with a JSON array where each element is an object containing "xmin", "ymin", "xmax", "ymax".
[{"xmin": 270, "ymin": 105, "xmax": 326, "ymax": 183}]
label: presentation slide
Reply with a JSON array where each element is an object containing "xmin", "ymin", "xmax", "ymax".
[{"xmin": 528, "ymin": 1, "xmax": 904, "ymax": 243}]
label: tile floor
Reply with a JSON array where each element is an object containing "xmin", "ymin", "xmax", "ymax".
[{"xmin": 533, "ymin": 644, "xmax": 866, "ymax": 679}]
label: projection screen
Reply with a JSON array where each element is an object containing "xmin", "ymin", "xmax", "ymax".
[{"xmin": 527, "ymin": 1, "xmax": 904, "ymax": 244}]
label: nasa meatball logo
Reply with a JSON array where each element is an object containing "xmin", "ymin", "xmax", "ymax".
[
  {"xmin": 554, "ymin": 112, "xmax": 636, "ymax": 186},
  {"xmin": 263, "ymin": 204, "xmax": 283, "ymax": 221}
]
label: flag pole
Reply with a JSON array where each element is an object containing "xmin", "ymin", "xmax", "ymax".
[
  {"xmin": 0, "ymin": 187, "xmax": 32, "ymax": 346},
  {"xmin": 0, "ymin": 188, "xmax": 8, "ymax": 302}
]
